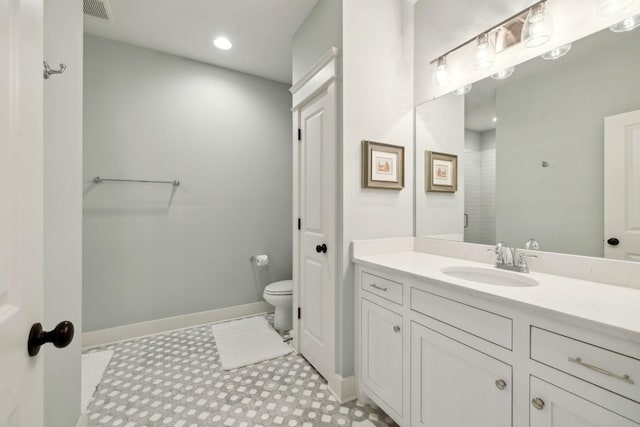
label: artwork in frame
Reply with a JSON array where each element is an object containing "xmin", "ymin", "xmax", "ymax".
[
  {"xmin": 426, "ymin": 151, "xmax": 458, "ymax": 193},
  {"xmin": 361, "ymin": 140, "xmax": 404, "ymax": 190}
]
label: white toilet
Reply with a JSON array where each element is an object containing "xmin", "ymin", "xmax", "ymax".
[{"xmin": 263, "ymin": 280, "xmax": 293, "ymax": 331}]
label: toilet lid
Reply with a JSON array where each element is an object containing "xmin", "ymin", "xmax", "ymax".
[{"xmin": 264, "ymin": 280, "xmax": 293, "ymax": 295}]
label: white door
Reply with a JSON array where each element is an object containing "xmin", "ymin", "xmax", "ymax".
[
  {"xmin": 361, "ymin": 299, "xmax": 403, "ymax": 418},
  {"xmin": 297, "ymin": 84, "xmax": 337, "ymax": 380},
  {"xmin": 0, "ymin": 0, "xmax": 45, "ymax": 425},
  {"xmin": 411, "ymin": 322, "xmax": 512, "ymax": 427},
  {"xmin": 604, "ymin": 110, "xmax": 640, "ymax": 261},
  {"xmin": 530, "ymin": 377, "xmax": 639, "ymax": 426}
]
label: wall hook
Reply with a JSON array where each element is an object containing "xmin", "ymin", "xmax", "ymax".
[{"xmin": 43, "ymin": 61, "xmax": 66, "ymax": 80}]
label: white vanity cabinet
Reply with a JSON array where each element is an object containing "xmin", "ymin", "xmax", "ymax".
[
  {"xmin": 360, "ymin": 299, "xmax": 403, "ymax": 417},
  {"xmin": 530, "ymin": 377, "xmax": 639, "ymax": 427},
  {"xmin": 410, "ymin": 322, "xmax": 512, "ymax": 427},
  {"xmin": 354, "ymin": 261, "xmax": 640, "ymax": 427}
]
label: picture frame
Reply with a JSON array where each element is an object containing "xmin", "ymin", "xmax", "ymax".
[
  {"xmin": 426, "ymin": 151, "xmax": 458, "ymax": 193},
  {"xmin": 361, "ymin": 140, "xmax": 404, "ymax": 190}
]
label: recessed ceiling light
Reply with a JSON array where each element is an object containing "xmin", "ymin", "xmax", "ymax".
[
  {"xmin": 213, "ymin": 37, "xmax": 232, "ymax": 50},
  {"xmin": 453, "ymin": 84, "xmax": 472, "ymax": 96},
  {"xmin": 492, "ymin": 117, "xmax": 498, "ymax": 123},
  {"xmin": 541, "ymin": 43, "xmax": 572, "ymax": 60},
  {"xmin": 610, "ymin": 14, "xmax": 640, "ymax": 32},
  {"xmin": 491, "ymin": 67, "xmax": 515, "ymax": 80}
]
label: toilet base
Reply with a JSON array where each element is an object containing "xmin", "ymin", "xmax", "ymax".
[{"xmin": 273, "ymin": 304, "xmax": 293, "ymax": 331}]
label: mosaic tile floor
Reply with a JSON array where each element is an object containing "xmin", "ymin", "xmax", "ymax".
[{"xmin": 84, "ymin": 314, "xmax": 398, "ymax": 426}]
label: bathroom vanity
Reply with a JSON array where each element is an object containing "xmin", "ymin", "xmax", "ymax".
[{"xmin": 353, "ymin": 240, "xmax": 640, "ymax": 427}]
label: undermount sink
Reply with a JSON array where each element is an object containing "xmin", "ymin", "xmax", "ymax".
[{"xmin": 441, "ymin": 266, "xmax": 539, "ymax": 287}]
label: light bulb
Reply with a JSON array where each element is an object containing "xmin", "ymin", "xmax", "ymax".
[
  {"xmin": 594, "ymin": 0, "xmax": 637, "ymax": 16},
  {"xmin": 474, "ymin": 33, "xmax": 495, "ymax": 70},
  {"xmin": 432, "ymin": 56, "xmax": 452, "ymax": 87},
  {"xmin": 609, "ymin": 13, "xmax": 640, "ymax": 31},
  {"xmin": 453, "ymin": 84, "xmax": 472, "ymax": 95},
  {"xmin": 541, "ymin": 43, "xmax": 572, "ymax": 60},
  {"xmin": 491, "ymin": 67, "xmax": 515, "ymax": 80},
  {"xmin": 522, "ymin": 3, "xmax": 554, "ymax": 48}
]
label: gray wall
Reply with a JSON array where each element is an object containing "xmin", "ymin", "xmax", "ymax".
[
  {"xmin": 291, "ymin": 0, "xmax": 342, "ymax": 84},
  {"xmin": 416, "ymin": 94, "xmax": 465, "ymax": 239},
  {"xmin": 464, "ymin": 129, "xmax": 495, "ymax": 245},
  {"xmin": 44, "ymin": 0, "xmax": 83, "ymax": 425},
  {"xmin": 496, "ymin": 30, "xmax": 640, "ymax": 257},
  {"xmin": 83, "ymin": 35, "xmax": 292, "ymax": 331}
]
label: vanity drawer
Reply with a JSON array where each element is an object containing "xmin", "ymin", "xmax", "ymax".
[
  {"xmin": 361, "ymin": 271, "xmax": 403, "ymax": 305},
  {"xmin": 531, "ymin": 327, "xmax": 640, "ymax": 403},
  {"xmin": 410, "ymin": 288, "xmax": 512, "ymax": 349}
]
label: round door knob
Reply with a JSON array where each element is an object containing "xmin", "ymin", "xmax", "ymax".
[
  {"xmin": 531, "ymin": 398, "xmax": 545, "ymax": 410},
  {"xmin": 495, "ymin": 379, "xmax": 507, "ymax": 390},
  {"xmin": 607, "ymin": 238, "xmax": 620, "ymax": 246},
  {"xmin": 393, "ymin": 325, "xmax": 401, "ymax": 333},
  {"xmin": 28, "ymin": 321, "xmax": 75, "ymax": 357},
  {"xmin": 315, "ymin": 244, "xmax": 327, "ymax": 254}
]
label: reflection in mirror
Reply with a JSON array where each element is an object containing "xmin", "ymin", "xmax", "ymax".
[{"xmin": 415, "ymin": 27, "xmax": 640, "ymax": 260}]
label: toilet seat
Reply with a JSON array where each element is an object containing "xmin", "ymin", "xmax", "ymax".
[
  {"xmin": 263, "ymin": 280, "xmax": 293, "ymax": 331},
  {"xmin": 264, "ymin": 280, "xmax": 293, "ymax": 296}
]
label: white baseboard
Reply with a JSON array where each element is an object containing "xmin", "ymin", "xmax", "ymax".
[
  {"xmin": 82, "ymin": 301, "xmax": 272, "ymax": 349},
  {"xmin": 76, "ymin": 412, "xmax": 88, "ymax": 427},
  {"xmin": 328, "ymin": 374, "xmax": 356, "ymax": 404}
]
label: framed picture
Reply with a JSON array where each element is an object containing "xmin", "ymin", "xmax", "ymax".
[
  {"xmin": 362, "ymin": 140, "xmax": 404, "ymax": 190},
  {"xmin": 426, "ymin": 151, "xmax": 458, "ymax": 192}
]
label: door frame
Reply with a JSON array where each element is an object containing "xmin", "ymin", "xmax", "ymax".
[
  {"xmin": 604, "ymin": 109, "xmax": 640, "ymax": 261},
  {"xmin": 290, "ymin": 47, "xmax": 342, "ymax": 398}
]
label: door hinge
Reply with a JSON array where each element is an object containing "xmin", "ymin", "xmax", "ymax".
[
  {"xmin": 297, "ymin": 307, "xmax": 301, "ymax": 319},
  {"xmin": 297, "ymin": 218, "xmax": 301, "ymax": 230},
  {"xmin": 297, "ymin": 128, "xmax": 302, "ymax": 141}
]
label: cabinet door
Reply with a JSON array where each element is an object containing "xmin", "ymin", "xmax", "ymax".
[
  {"xmin": 411, "ymin": 321, "xmax": 512, "ymax": 427},
  {"xmin": 530, "ymin": 377, "xmax": 639, "ymax": 427},
  {"xmin": 361, "ymin": 298, "xmax": 403, "ymax": 416}
]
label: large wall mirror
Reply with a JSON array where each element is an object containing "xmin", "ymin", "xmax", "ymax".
[{"xmin": 415, "ymin": 26, "xmax": 640, "ymax": 261}]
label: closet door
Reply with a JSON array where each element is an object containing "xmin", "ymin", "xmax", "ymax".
[
  {"xmin": 297, "ymin": 82, "xmax": 337, "ymax": 382},
  {"xmin": 0, "ymin": 0, "xmax": 46, "ymax": 425}
]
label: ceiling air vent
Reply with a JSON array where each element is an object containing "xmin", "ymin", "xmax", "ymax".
[{"xmin": 83, "ymin": 0, "xmax": 114, "ymax": 22}]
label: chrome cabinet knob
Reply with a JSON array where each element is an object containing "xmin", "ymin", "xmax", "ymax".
[
  {"xmin": 532, "ymin": 398, "xmax": 545, "ymax": 410},
  {"xmin": 495, "ymin": 379, "xmax": 507, "ymax": 390},
  {"xmin": 393, "ymin": 325, "xmax": 400, "ymax": 333}
]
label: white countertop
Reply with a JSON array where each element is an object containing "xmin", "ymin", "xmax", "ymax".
[{"xmin": 353, "ymin": 251, "xmax": 640, "ymax": 343}]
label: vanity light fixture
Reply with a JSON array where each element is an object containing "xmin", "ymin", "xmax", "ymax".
[
  {"xmin": 522, "ymin": 2, "xmax": 554, "ymax": 48},
  {"xmin": 541, "ymin": 43, "xmax": 572, "ymax": 60},
  {"xmin": 213, "ymin": 37, "xmax": 233, "ymax": 50},
  {"xmin": 609, "ymin": 13, "xmax": 640, "ymax": 31},
  {"xmin": 594, "ymin": 0, "xmax": 637, "ymax": 16},
  {"xmin": 429, "ymin": 0, "xmax": 551, "ymax": 90},
  {"xmin": 474, "ymin": 33, "xmax": 495, "ymax": 70},
  {"xmin": 432, "ymin": 56, "xmax": 452, "ymax": 87},
  {"xmin": 453, "ymin": 84, "xmax": 472, "ymax": 95},
  {"xmin": 491, "ymin": 67, "xmax": 515, "ymax": 80}
]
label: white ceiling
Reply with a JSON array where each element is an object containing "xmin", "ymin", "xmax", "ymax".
[{"xmin": 84, "ymin": 0, "xmax": 319, "ymax": 84}]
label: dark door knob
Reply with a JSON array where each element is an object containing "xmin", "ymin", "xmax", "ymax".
[
  {"xmin": 28, "ymin": 321, "xmax": 74, "ymax": 357},
  {"xmin": 607, "ymin": 238, "xmax": 620, "ymax": 246},
  {"xmin": 315, "ymin": 243, "xmax": 328, "ymax": 254}
]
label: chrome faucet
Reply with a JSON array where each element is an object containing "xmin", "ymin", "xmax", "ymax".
[
  {"xmin": 524, "ymin": 238, "xmax": 540, "ymax": 250},
  {"xmin": 490, "ymin": 242, "xmax": 537, "ymax": 273}
]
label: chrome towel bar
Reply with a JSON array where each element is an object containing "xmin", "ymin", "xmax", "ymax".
[{"xmin": 93, "ymin": 177, "xmax": 180, "ymax": 186}]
